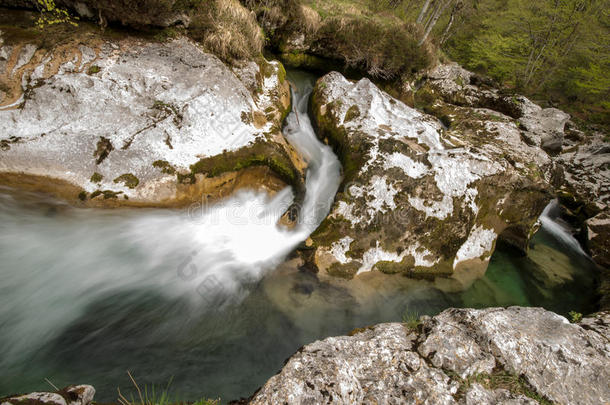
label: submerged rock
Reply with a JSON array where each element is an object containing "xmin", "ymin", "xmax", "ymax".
[
  {"xmin": 249, "ymin": 307, "xmax": 610, "ymax": 405},
  {"xmin": 0, "ymin": 31, "xmax": 303, "ymax": 206},
  {"xmin": 0, "ymin": 385, "xmax": 95, "ymax": 405},
  {"xmin": 309, "ymin": 72, "xmax": 552, "ymax": 280}
]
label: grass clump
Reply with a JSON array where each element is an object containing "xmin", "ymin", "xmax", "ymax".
[
  {"xmin": 568, "ymin": 311, "xmax": 583, "ymax": 323},
  {"xmin": 314, "ymin": 15, "xmax": 433, "ymax": 79},
  {"xmin": 117, "ymin": 371, "xmax": 219, "ymax": 405},
  {"xmin": 188, "ymin": 0, "xmax": 264, "ymax": 63},
  {"xmin": 401, "ymin": 307, "xmax": 421, "ymax": 331}
]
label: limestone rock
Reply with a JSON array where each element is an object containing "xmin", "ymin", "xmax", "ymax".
[
  {"xmin": 249, "ymin": 323, "xmax": 459, "ymax": 405},
  {"xmin": 309, "ymin": 71, "xmax": 552, "ymax": 280},
  {"xmin": 0, "ymin": 385, "xmax": 95, "ymax": 405},
  {"xmin": 585, "ymin": 210, "xmax": 610, "ymax": 268},
  {"xmin": 424, "ymin": 63, "xmax": 570, "ymax": 155},
  {"xmin": 0, "ymin": 32, "xmax": 302, "ymax": 206},
  {"xmin": 249, "ymin": 308, "xmax": 610, "ymax": 405}
]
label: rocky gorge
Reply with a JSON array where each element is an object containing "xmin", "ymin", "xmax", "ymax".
[{"xmin": 0, "ymin": 2, "xmax": 609, "ymax": 404}]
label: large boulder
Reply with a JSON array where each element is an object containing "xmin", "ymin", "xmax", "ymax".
[
  {"xmin": 308, "ymin": 72, "xmax": 552, "ymax": 281},
  {"xmin": 0, "ymin": 28, "xmax": 304, "ymax": 206},
  {"xmin": 249, "ymin": 308, "xmax": 610, "ymax": 405}
]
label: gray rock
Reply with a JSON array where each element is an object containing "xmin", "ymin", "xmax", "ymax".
[
  {"xmin": 465, "ymin": 384, "xmax": 538, "ymax": 405},
  {"xmin": 250, "ymin": 323, "xmax": 459, "ymax": 405},
  {"xmin": 1, "ymin": 385, "xmax": 95, "ymax": 405},
  {"xmin": 250, "ymin": 308, "xmax": 610, "ymax": 405},
  {"xmin": 0, "ymin": 34, "xmax": 299, "ymax": 206},
  {"xmin": 585, "ymin": 210, "xmax": 610, "ymax": 268},
  {"xmin": 425, "ymin": 63, "xmax": 570, "ymax": 155},
  {"xmin": 309, "ymin": 71, "xmax": 552, "ymax": 280}
]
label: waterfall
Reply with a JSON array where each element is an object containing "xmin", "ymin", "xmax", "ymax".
[
  {"xmin": 539, "ymin": 199, "xmax": 590, "ymax": 258},
  {"xmin": 0, "ymin": 72, "xmax": 341, "ymax": 371}
]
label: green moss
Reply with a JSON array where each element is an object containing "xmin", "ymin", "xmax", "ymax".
[
  {"xmin": 280, "ymin": 52, "xmax": 330, "ymax": 72},
  {"xmin": 344, "ymin": 105, "xmax": 360, "ymax": 122},
  {"xmin": 277, "ymin": 62, "xmax": 287, "ymax": 83},
  {"xmin": 152, "ymin": 160, "xmax": 176, "ymax": 175},
  {"xmin": 327, "ymin": 261, "xmax": 361, "ymax": 279},
  {"xmin": 90, "ymin": 172, "xmax": 103, "ymax": 183},
  {"xmin": 113, "ymin": 173, "xmax": 139, "ymax": 189},
  {"xmin": 375, "ymin": 256, "xmax": 415, "ymax": 274},
  {"xmin": 78, "ymin": 191, "xmax": 88, "ymax": 201},
  {"xmin": 186, "ymin": 140, "xmax": 301, "ymax": 189},
  {"xmin": 87, "ymin": 65, "xmax": 100, "ymax": 75},
  {"xmin": 90, "ymin": 189, "xmax": 122, "ymax": 199}
]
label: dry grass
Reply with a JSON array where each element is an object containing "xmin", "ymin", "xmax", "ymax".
[{"xmin": 188, "ymin": 0, "xmax": 263, "ymax": 62}]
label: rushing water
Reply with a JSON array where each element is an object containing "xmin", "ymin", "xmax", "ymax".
[{"xmin": 0, "ymin": 71, "xmax": 599, "ymax": 402}]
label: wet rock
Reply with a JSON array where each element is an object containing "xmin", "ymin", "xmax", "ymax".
[
  {"xmin": 0, "ymin": 33, "xmax": 302, "ymax": 206},
  {"xmin": 310, "ymin": 71, "xmax": 552, "ymax": 280},
  {"xmin": 249, "ymin": 307, "xmax": 610, "ymax": 405},
  {"xmin": 0, "ymin": 385, "xmax": 95, "ymax": 405}
]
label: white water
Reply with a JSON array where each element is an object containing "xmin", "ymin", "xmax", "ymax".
[
  {"xmin": 0, "ymin": 75, "xmax": 341, "ymax": 370},
  {"xmin": 539, "ymin": 199, "xmax": 590, "ymax": 257}
]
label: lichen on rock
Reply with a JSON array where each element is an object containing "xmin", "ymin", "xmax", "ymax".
[
  {"xmin": 0, "ymin": 28, "xmax": 303, "ymax": 207},
  {"xmin": 309, "ymin": 71, "xmax": 552, "ymax": 280},
  {"xmin": 249, "ymin": 307, "xmax": 610, "ymax": 405}
]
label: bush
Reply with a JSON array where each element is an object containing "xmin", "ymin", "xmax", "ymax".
[
  {"xmin": 188, "ymin": 0, "xmax": 264, "ymax": 62},
  {"xmin": 314, "ymin": 16, "xmax": 433, "ymax": 79}
]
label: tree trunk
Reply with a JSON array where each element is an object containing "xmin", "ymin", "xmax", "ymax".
[
  {"xmin": 440, "ymin": 1, "xmax": 461, "ymax": 44},
  {"xmin": 419, "ymin": 0, "xmax": 451, "ymax": 46},
  {"xmin": 417, "ymin": 0, "xmax": 433, "ymax": 24}
]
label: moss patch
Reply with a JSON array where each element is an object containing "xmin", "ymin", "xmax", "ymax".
[
  {"xmin": 87, "ymin": 65, "xmax": 100, "ymax": 75},
  {"xmin": 185, "ymin": 140, "xmax": 301, "ymax": 190},
  {"xmin": 344, "ymin": 105, "xmax": 360, "ymax": 122},
  {"xmin": 90, "ymin": 172, "xmax": 103, "ymax": 183},
  {"xmin": 152, "ymin": 160, "xmax": 176, "ymax": 175},
  {"xmin": 113, "ymin": 173, "xmax": 139, "ymax": 189}
]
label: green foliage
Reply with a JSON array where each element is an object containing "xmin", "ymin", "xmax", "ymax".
[
  {"xmin": 441, "ymin": 0, "xmax": 609, "ymax": 127},
  {"xmin": 569, "ymin": 310, "xmax": 583, "ymax": 323},
  {"xmin": 35, "ymin": 0, "xmax": 78, "ymax": 29}
]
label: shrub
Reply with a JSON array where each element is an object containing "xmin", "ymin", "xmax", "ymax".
[
  {"xmin": 314, "ymin": 16, "xmax": 433, "ymax": 79},
  {"xmin": 188, "ymin": 0, "xmax": 264, "ymax": 62}
]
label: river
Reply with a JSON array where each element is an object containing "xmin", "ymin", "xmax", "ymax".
[{"xmin": 0, "ymin": 70, "xmax": 599, "ymax": 402}]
